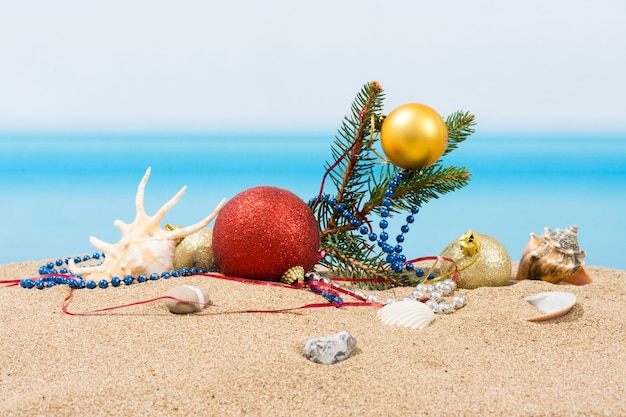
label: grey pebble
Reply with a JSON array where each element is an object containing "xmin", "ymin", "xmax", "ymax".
[{"xmin": 302, "ymin": 330, "xmax": 357, "ymax": 365}]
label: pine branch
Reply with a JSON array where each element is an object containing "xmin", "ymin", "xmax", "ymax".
[
  {"xmin": 363, "ymin": 165, "xmax": 471, "ymax": 215},
  {"xmin": 310, "ymin": 82, "xmax": 476, "ymax": 285},
  {"xmin": 443, "ymin": 111, "xmax": 476, "ymax": 156}
]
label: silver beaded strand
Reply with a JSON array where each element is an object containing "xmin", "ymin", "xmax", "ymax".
[{"xmin": 305, "ymin": 272, "xmax": 466, "ymax": 314}]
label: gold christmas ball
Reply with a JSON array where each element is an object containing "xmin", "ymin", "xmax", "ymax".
[
  {"xmin": 173, "ymin": 228, "xmax": 217, "ymax": 271},
  {"xmin": 439, "ymin": 230, "xmax": 512, "ymax": 289},
  {"xmin": 380, "ymin": 103, "xmax": 448, "ymax": 170}
]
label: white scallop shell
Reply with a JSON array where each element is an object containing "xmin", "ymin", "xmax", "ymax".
[
  {"xmin": 524, "ymin": 291, "xmax": 577, "ymax": 322},
  {"xmin": 377, "ymin": 300, "xmax": 435, "ymax": 329}
]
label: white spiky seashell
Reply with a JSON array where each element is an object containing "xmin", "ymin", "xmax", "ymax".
[
  {"xmin": 377, "ymin": 300, "xmax": 436, "ymax": 330},
  {"xmin": 69, "ymin": 167, "xmax": 227, "ymax": 281},
  {"xmin": 524, "ymin": 291, "xmax": 577, "ymax": 322}
]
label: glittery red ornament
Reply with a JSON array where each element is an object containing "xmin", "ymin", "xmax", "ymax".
[{"xmin": 212, "ymin": 186, "xmax": 320, "ymax": 281}]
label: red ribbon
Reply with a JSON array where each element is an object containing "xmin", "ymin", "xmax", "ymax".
[{"xmin": 55, "ymin": 271, "xmax": 383, "ymax": 315}]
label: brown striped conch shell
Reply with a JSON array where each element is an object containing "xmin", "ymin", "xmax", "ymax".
[
  {"xmin": 524, "ymin": 292, "xmax": 576, "ymax": 322},
  {"xmin": 516, "ymin": 225, "xmax": 591, "ymax": 285}
]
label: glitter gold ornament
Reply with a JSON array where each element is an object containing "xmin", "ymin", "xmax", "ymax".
[
  {"xmin": 380, "ymin": 103, "xmax": 448, "ymax": 170},
  {"xmin": 173, "ymin": 228, "xmax": 217, "ymax": 271},
  {"xmin": 438, "ymin": 230, "xmax": 512, "ymax": 289}
]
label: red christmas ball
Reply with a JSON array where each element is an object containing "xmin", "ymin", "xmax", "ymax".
[{"xmin": 212, "ymin": 186, "xmax": 320, "ymax": 281}]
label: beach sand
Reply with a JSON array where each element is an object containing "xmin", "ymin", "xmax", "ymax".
[{"xmin": 1, "ymin": 259, "xmax": 624, "ymax": 416}]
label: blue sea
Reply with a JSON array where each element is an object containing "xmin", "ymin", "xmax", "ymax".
[{"xmin": 1, "ymin": 132, "xmax": 625, "ymax": 270}]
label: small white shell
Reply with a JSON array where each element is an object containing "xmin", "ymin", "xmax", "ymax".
[
  {"xmin": 377, "ymin": 300, "xmax": 435, "ymax": 329},
  {"xmin": 163, "ymin": 285, "xmax": 212, "ymax": 314},
  {"xmin": 524, "ymin": 291, "xmax": 576, "ymax": 322}
]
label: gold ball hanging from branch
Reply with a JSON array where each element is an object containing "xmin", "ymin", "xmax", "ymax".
[{"xmin": 380, "ymin": 103, "xmax": 448, "ymax": 170}]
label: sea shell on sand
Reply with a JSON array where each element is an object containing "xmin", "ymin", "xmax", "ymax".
[
  {"xmin": 516, "ymin": 225, "xmax": 592, "ymax": 285},
  {"xmin": 377, "ymin": 300, "xmax": 436, "ymax": 330},
  {"xmin": 524, "ymin": 291, "xmax": 577, "ymax": 322},
  {"xmin": 280, "ymin": 266, "xmax": 305, "ymax": 285},
  {"xmin": 69, "ymin": 167, "xmax": 227, "ymax": 281}
]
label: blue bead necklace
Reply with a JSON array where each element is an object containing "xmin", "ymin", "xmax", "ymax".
[
  {"xmin": 310, "ymin": 170, "xmax": 434, "ymax": 280},
  {"xmin": 21, "ymin": 253, "xmax": 207, "ymax": 290}
]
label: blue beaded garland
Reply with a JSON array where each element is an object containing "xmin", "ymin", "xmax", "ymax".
[
  {"xmin": 313, "ymin": 170, "xmax": 424, "ymax": 277},
  {"xmin": 22, "ymin": 253, "xmax": 205, "ymax": 290}
]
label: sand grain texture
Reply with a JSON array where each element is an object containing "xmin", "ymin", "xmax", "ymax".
[{"xmin": 1, "ymin": 260, "xmax": 624, "ymax": 416}]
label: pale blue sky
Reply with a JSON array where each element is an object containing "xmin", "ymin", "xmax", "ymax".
[{"xmin": 0, "ymin": 0, "xmax": 624, "ymax": 133}]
